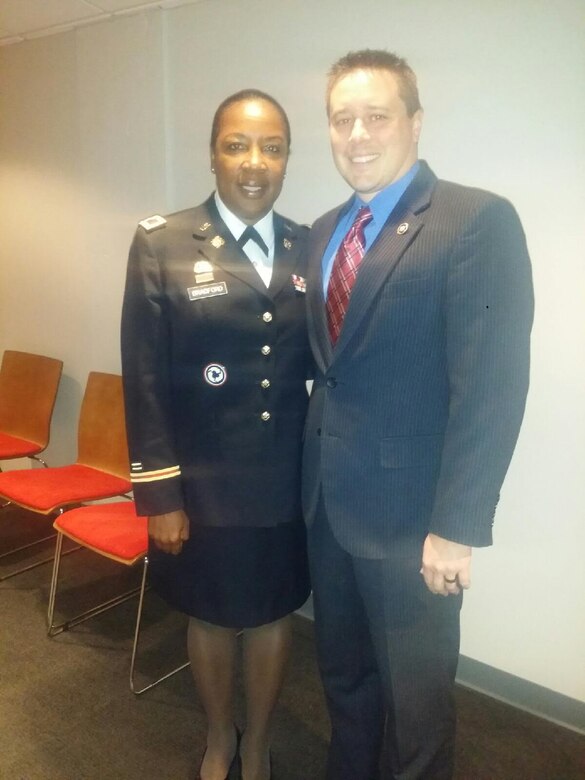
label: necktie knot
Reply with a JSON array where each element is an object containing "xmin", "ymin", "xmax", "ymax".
[
  {"xmin": 238, "ymin": 225, "xmax": 269, "ymax": 256},
  {"xmin": 354, "ymin": 206, "xmax": 373, "ymax": 231}
]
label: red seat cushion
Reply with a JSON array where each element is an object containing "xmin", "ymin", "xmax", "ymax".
[
  {"xmin": 55, "ymin": 502, "xmax": 147, "ymax": 564},
  {"xmin": 0, "ymin": 431, "xmax": 43, "ymax": 459},
  {"xmin": 0, "ymin": 464, "xmax": 131, "ymax": 513}
]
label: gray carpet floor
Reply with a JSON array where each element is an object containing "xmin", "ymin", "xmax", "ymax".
[{"xmin": 1, "ymin": 506, "xmax": 584, "ymax": 780}]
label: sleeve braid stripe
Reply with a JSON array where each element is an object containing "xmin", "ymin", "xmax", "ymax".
[{"xmin": 130, "ymin": 465, "xmax": 181, "ymax": 483}]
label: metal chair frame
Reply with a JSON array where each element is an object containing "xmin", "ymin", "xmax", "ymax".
[
  {"xmin": 0, "ymin": 454, "xmax": 48, "ymax": 473},
  {"xmin": 47, "ymin": 531, "xmax": 189, "ymax": 695},
  {"xmin": 0, "ymin": 507, "xmax": 81, "ymax": 582}
]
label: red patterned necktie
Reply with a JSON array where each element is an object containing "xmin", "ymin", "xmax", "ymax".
[{"xmin": 326, "ymin": 206, "xmax": 373, "ymax": 344}]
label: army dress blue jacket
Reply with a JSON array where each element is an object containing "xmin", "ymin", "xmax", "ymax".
[{"xmin": 121, "ymin": 195, "xmax": 310, "ymax": 528}]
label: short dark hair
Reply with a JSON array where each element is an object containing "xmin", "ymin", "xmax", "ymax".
[
  {"xmin": 210, "ymin": 89, "xmax": 291, "ymax": 150},
  {"xmin": 326, "ymin": 49, "xmax": 422, "ymax": 117}
]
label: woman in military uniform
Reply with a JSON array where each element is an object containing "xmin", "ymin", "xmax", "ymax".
[{"xmin": 121, "ymin": 89, "xmax": 310, "ymax": 780}]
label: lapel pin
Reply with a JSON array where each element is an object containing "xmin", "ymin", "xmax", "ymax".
[
  {"xmin": 210, "ymin": 235, "xmax": 225, "ymax": 249},
  {"xmin": 283, "ymin": 238, "xmax": 292, "ymax": 250},
  {"xmin": 397, "ymin": 222, "xmax": 409, "ymax": 235}
]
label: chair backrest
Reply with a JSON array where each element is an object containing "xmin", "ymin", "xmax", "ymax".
[
  {"xmin": 76, "ymin": 372, "xmax": 130, "ymax": 480},
  {"xmin": 0, "ymin": 350, "xmax": 63, "ymax": 447}
]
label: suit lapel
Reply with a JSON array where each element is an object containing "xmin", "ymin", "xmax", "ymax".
[
  {"xmin": 332, "ymin": 164, "xmax": 437, "ymax": 360},
  {"xmin": 306, "ymin": 208, "xmax": 341, "ymax": 372}
]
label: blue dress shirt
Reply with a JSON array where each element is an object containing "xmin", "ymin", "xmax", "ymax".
[{"xmin": 322, "ymin": 162, "xmax": 420, "ymax": 296}]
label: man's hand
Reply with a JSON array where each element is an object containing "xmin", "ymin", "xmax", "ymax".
[
  {"xmin": 421, "ymin": 532, "xmax": 472, "ymax": 596},
  {"xmin": 148, "ymin": 509, "xmax": 189, "ymax": 555}
]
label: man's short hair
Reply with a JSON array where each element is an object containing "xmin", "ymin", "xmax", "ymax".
[
  {"xmin": 210, "ymin": 89, "xmax": 291, "ymax": 150},
  {"xmin": 326, "ymin": 49, "xmax": 422, "ymax": 117}
]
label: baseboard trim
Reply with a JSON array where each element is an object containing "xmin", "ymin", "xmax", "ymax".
[
  {"xmin": 456, "ymin": 655, "xmax": 584, "ymax": 735},
  {"xmin": 295, "ymin": 601, "xmax": 584, "ymax": 735}
]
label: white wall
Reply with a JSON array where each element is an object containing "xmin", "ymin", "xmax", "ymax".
[{"xmin": 1, "ymin": 0, "xmax": 583, "ymax": 703}]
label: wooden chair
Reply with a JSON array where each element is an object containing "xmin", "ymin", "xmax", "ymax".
[
  {"xmin": 47, "ymin": 501, "xmax": 189, "ymax": 695},
  {"xmin": 0, "ymin": 349, "xmax": 63, "ymax": 469},
  {"xmin": 0, "ymin": 372, "xmax": 132, "ymax": 581}
]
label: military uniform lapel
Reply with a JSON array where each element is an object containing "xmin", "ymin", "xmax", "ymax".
[
  {"xmin": 192, "ymin": 196, "xmax": 269, "ymax": 297},
  {"xmin": 268, "ymin": 215, "xmax": 304, "ymax": 299}
]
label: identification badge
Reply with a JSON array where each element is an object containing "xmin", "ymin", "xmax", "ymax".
[{"xmin": 188, "ymin": 281, "xmax": 228, "ymax": 301}]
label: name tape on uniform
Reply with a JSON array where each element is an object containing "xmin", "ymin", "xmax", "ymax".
[{"xmin": 188, "ymin": 281, "xmax": 228, "ymax": 301}]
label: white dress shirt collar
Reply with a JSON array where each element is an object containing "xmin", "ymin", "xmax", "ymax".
[{"xmin": 214, "ymin": 193, "xmax": 275, "ymax": 287}]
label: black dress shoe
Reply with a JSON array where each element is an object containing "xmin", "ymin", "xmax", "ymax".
[{"xmin": 197, "ymin": 727, "xmax": 241, "ymax": 780}]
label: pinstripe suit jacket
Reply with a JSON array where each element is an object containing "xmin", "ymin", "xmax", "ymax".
[{"xmin": 302, "ymin": 161, "xmax": 534, "ymax": 557}]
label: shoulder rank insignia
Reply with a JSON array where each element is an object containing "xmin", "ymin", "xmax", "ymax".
[{"xmin": 139, "ymin": 214, "xmax": 167, "ymax": 232}]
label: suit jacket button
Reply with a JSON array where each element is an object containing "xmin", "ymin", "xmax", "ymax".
[
  {"xmin": 317, "ymin": 428, "xmax": 322, "ymax": 436},
  {"xmin": 261, "ymin": 411, "xmax": 271, "ymax": 421},
  {"xmin": 261, "ymin": 379, "xmax": 271, "ymax": 389},
  {"xmin": 262, "ymin": 312, "xmax": 273, "ymax": 323},
  {"xmin": 326, "ymin": 377, "xmax": 337, "ymax": 388},
  {"xmin": 261, "ymin": 345, "xmax": 271, "ymax": 356}
]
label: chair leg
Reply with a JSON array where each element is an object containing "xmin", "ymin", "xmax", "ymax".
[
  {"xmin": 0, "ymin": 532, "xmax": 56, "ymax": 561},
  {"xmin": 47, "ymin": 532, "xmax": 65, "ymax": 634},
  {"xmin": 129, "ymin": 556, "xmax": 189, "ymax": 695},
  {"xmin": 0, "ymin": 506, "xmax": 81, "ymax": 582},
  {"xmin": 0, "ymin": 533, "xmax": 80, "ymax": 583},
  {"xmin": 47, "ymin": 545, "xmax": 143, "ymax": 637}
]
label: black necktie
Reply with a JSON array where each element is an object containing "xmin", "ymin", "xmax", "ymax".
[{"xmin": 237, "ymin": 225, "xmax": 269, "ymax": 256}]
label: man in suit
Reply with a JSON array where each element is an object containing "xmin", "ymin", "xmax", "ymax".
[{"xmin": 302, "ymin": 50, "xmax": 534, "ymax": 779}]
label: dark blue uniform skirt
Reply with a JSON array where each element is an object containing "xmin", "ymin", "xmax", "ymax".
[{"xmin": 147, "ymin": 519, "xmax": 310, "ymax": 628}]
